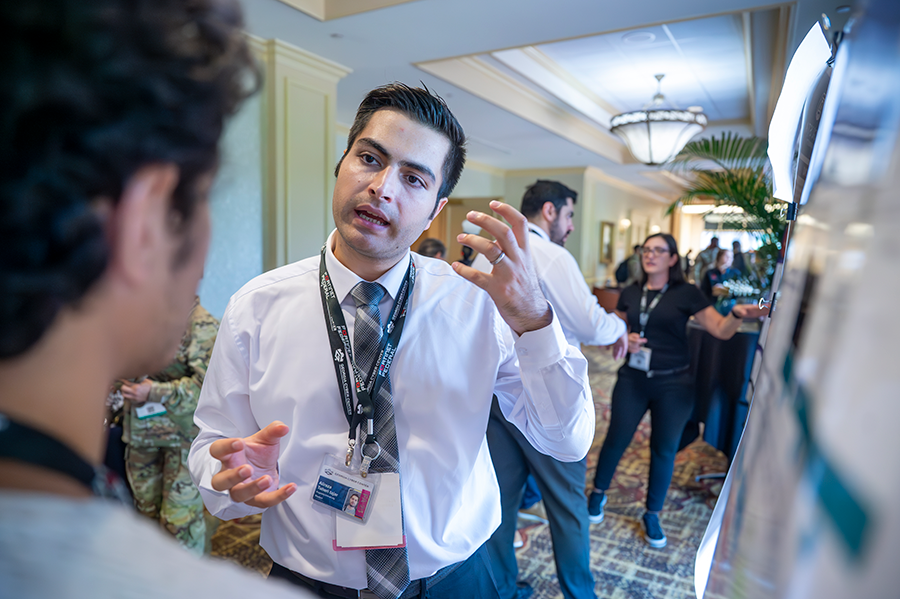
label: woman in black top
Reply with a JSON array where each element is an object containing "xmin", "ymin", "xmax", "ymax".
[{"xmin": 586, "ymin": 233, "xmax": 766, "ymax": 548}]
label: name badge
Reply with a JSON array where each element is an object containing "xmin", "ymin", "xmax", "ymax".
[
  {"xmin": 135, "ymin": 402, "xmax": 167, "ymax": 419},
  {"xmin": 628, "ymin": 347, "xmax": 652, "ymax": 372},
  {"xmin": 334, "ymin": 472, "xmax": 405, "ymax": 551},
  {"xmin": 312, "ymin": 455, "xmax": 377, "ymax": 523}
]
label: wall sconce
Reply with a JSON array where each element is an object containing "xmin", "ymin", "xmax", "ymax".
[{"xmin": 618, "ymin": 218, "xmax": 632, "ymax": 231}]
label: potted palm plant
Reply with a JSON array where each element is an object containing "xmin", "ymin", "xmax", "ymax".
[{"xmin": 665, "ymin": 132, "xmax": 786, "ymax": 290}]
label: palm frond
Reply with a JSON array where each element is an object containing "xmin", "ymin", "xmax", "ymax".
[
  {"xmin": 663, "ymin": 133, "xmax": 786, "ymax": 289},
  {"xmin": 667, "ymin": 132, "xmax": 769, "ymax": 173}
]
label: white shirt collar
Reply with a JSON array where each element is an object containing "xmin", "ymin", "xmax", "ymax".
[
  {"xmin": 323, "ymin": 229, "xmax": 411, "ymax": 303},
  {"xmin": 527, "ymin": 222, "xmax": 550, "ymax": 242}
]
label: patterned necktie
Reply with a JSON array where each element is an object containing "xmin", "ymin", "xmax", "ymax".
[{"xmin": 350, "ymin": 282, "xmax": 410, "ymax": 599}]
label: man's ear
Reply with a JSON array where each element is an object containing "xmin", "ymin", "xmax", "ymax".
[
  {"xmin": 540, "ymin": 201, "xmax": 557, "ymax": 223},
  {"xmin": 105, "ymin": 164, "xmax": 180, "ymax": 288},
  {"xmin": 428, "ymin": 197, "xmax": 449, "ymax": 223}
]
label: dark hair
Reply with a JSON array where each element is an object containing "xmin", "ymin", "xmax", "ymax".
[
  {"xmin": 335, "ymin": 83, "xmax": 466, "ymax": 209},
  {"xmin": 416, "ymin": 238, "xmax": 446, "ymax": 259},
  {"xmin": 640, "ymin": 233, "xmax": 686, "ymax": 286},
  {"xmin": 520, "ymin": 180, "xmax": 577, "ymax": 219},
  {"xmin": 0, "ymin": 0, "xmax": 259, "ymax": 358},
  {"xmin": 715, "ymin": 248, "xmax": 733, "ymax": 267}
]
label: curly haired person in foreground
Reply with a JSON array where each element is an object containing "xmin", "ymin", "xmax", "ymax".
[{"xmin": 0, "ymin": 1, "xmax": 313, "ymax": 596}]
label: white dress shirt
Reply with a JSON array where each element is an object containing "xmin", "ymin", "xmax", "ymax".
[
  {"xmin": 481, "ymin": 224, "xmax": 626, "ymax": 347},
  {"xmin": 189, "ymin": 231, "xmax": 593, "ymax": 589}
]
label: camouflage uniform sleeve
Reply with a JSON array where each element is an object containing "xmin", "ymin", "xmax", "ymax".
[{"xmin": 147, "ymin": 306, "xmax": 219, "ymax": 420}]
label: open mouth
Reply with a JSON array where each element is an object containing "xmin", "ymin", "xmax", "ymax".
[{"xmin": 356, "ymin": 209, "xmax": 389, "ymax": 227}]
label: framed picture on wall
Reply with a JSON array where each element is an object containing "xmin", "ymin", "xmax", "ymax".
[{"xmin": 599, "ymin": 221, "xmax": 614, "ymax": 263}]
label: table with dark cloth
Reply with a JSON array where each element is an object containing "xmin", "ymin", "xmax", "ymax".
[{"xmin": 679, "ymin": 319, "xmax": 760, "ymax": 463}]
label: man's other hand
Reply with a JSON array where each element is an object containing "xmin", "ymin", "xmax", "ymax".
[
  {"xmin": 208, "ymin": 421, "xmax": 297, "ymax": 509},
  {"xmin": 610, "ymin": 334, "xmax": 628, "ymax": 361}
]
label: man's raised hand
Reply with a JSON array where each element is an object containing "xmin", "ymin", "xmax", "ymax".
[
  {"xmin": 209, "ymin": 421, "xmax": 297, "ymax": 509},
  {"xmin": 452, "ymin": 201, "xmax": 552, "ymax": 336}
]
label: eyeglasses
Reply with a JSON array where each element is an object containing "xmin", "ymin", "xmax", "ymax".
[{"xmin": 640, "ymin": 247, "xmax": 670, "ymax": 257}]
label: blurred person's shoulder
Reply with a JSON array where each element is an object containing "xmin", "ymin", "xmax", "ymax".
[{"xmin": 0, "ymin": 491, "xmax": 312, "ymax": 598}]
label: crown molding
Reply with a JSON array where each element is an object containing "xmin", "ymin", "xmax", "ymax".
[
  {"xmin": 416, "ymin": 56, "xmax": 630, "ymax": 164},
  {"xmin": 261, "ymin": 38, "xmax": 352, "ymax": 83},
  {"xmin": 640, "ymin": 169, "xmax": 691, "ymax": 192},
  {"xmin": 584, "ymin": 166, "xmax": 673, "ymax": 204},
  {"xmin": 490, "ymin": 46, "xmax": 620, "ymax": 127},
  {"xmin": 275, "ymin": 0, "xmax": 419, "ymax": 21}
]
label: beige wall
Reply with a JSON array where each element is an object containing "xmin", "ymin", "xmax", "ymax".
[
  {"xmin": 678, "ymin": 212, "xmax": 709, "ymax": 262},
  {"xmin": 255, "ymin": 37, "xmax": 350, "ymax": 270},
  {"xmin": 454, "ymin": 162, "xmax": 506, "ymax": 198},
  {"xmin": 581, "ymin": 170, "xmax": 671, "ymax": 285}
]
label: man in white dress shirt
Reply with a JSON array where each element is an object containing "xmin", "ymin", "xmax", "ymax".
[
  {"xmin": 188, "ymin": 84, "xmax": 595, "ymax": 599},
  {"xmin": 485, "ymin": 180, "xmax": 627, "ymax": 599}
]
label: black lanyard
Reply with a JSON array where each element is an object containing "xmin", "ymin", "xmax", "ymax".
[
  {"xmin": 0, "ymin": 413, "xmax": 130, "ymax": 503},
  {"xmin": 638, "ymin": 283, "xmax": 669, "ymax": 337},
  {"xmin": 318, "ymin": 249, "xmax": 414, "ymax": 466}
]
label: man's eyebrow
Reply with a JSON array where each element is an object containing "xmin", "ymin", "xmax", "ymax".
[{"xmin": 357, "ymin": 137, "xmax": 437, "ymax": 185}]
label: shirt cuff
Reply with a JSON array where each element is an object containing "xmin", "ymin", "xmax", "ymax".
[
  {"xmin": 514, "ymin": 303, "xmax": 568, "ymax": 368},
  {"xmin": 192, "ymin": 444, "xmax": 266, "ymax": 520}
]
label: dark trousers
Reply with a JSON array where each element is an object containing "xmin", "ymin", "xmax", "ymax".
[
  {"xmin": 485, "ymin": 398, "xmax": 595, "ymax": 599},
  {"xmin": 269, "ymin": 543, "xmax": 499, "ymax": 599},
  {"xmin": 591, "ymin": 366, "xmax": 695, "ymax": 512}
]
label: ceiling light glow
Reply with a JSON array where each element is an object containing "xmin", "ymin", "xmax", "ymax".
[{"xmin": 610, "ymin": 74, "xmax": 707, "ymax": 165}]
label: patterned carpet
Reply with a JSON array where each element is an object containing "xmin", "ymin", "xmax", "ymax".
[{"xmin": 210, "ymin": 346, "xmax": 728, "ymax": 598}]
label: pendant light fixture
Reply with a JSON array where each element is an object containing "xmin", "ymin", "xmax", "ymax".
[{"xmin": 610, "ymin": 74, "xmax": 707, "ymax": 165}]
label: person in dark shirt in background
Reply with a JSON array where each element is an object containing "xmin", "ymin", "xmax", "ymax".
[
  {"xmin": 731, "ymin": 240, "xmax": 747, "ymax": 276},
  {"xmin": 700, "ymin": 249, "xmax": 740, "ymax": 303}
]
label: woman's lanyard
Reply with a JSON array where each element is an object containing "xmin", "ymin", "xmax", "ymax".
[
  {"xmin": 638, "ymin": 283, "xmax": 669, "ymax": 337},
  {"xmin": 317, "ymin": 249, "xmax": 414, "ymax": 473},
  {"xmin": 0, "ymin": 413, "xmax": 131, "ymax": 503}
]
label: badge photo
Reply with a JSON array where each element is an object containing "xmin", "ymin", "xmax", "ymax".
[{"xmin": 311, "ymin": 455, "xmax": 378, "ymax": 523}]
